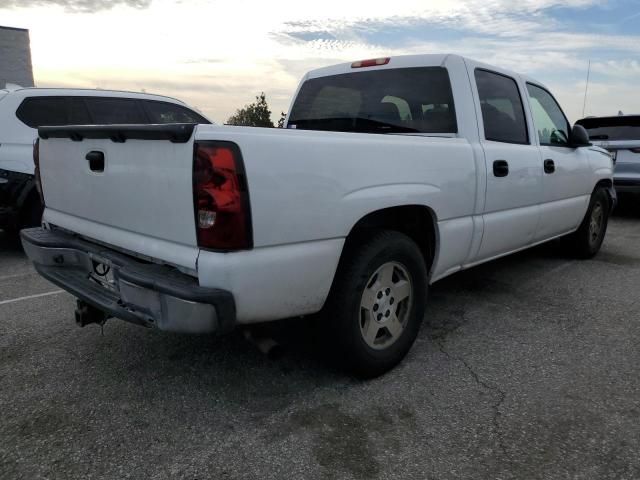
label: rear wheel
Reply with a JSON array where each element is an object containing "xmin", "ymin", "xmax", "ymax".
[
  {"xmin": 324, "ymin": 230, "xmax": 427, "ymax": 378},
  {"xmin": 566, "ymin": 187, "xmax": 610, "ymax": 258}
]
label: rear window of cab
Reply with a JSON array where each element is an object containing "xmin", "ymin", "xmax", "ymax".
[{"xmin": 288, "ymin": 67, "xmax": 457, "ymax": 135}]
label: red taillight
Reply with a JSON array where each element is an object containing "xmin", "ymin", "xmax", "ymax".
[
  {"xmin": 351, "ymin": 57, "xmax": 390, "ymax": 68},
  {"xmin": 193, "ymin": 141, "xmax": 252, "ymax": 250},
  {"xmin": 33, "ymin": 138, "xmax": 45, "ymax": 204}
]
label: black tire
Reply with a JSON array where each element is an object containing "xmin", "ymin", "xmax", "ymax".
[
  {"xmin": 324, "ymin": 230, "xmax": 428, "ymax": 378},
  {"xmin": 566, "ymin": 187, "xmax": 610, "ymax": 259}
]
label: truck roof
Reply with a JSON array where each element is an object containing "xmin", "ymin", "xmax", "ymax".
[{"xmin": 304, "ymin": 53, "xmax": 546, "ymax": 89}]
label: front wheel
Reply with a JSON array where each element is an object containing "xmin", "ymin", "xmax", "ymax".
[
  {"xmin": 566, "ymin": 187, "xmax": 610, "ymax": 258},
  {"xmin": 324, "ymin": 231, "xmax": 428, "ymax": 378}
]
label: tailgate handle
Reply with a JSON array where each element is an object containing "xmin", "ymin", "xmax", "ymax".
[{"xmin": 85, "ymin": 151, "xmax": 105, "ymax": 172}]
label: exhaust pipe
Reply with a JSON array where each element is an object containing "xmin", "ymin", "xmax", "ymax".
[
  {"xmin": 74, "ymin": 300, "xmax": 107, "ymax": 328},
  {"xmin": 243, "ymin": 329, "xmax": 284, "ymax": 360}
]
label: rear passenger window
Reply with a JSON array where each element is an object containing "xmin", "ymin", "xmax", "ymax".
[
  {"xmin": 144, "ymin": 101, "xmax": 209, "ymax": 124},
  {"xmin": 16, "ymin": 97, "xmax": 68, "ymax": 128},
  {"xmin": 475, "ymin": 69, "xmax": 529, "ymax": 144},
  {"xmin": 84, "ymin": 98, "xmax": 147, "ymax": 124}
]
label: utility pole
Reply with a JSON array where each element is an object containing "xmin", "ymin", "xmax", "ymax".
[{"xmin": 582, "ymin": 59, "xmax": 591, "ymax": 118}]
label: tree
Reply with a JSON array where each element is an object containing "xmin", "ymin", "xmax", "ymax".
[
  {"xmin": 277, "ymin": 111, "xmax": 287, "ymax": 128},
  {"xmin": 226, "ymin": 92, "xmax": 274, "ymax": 127}
]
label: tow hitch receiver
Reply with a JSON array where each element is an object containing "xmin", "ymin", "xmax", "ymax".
[{"xmin": 74, "ymin": 300, "xmax": 108, "ymax": 328}]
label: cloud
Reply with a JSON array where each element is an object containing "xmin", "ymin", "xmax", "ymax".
[
  {"xmin": 591, "ymin": 59, "xmax": 640, "ymax": 77},
  {"xmin": 285, "ymin": 31, "xmax": 337, "ymax": 42},
  {"xmin": 2, "ymin": 0, "xmax": 638, "ymax": 122},
  {"xmin": 270, "ymin": 0, "xmax": 601, "ymax": 41},
  {"xmin": 0, "ymin": 0, "xmax": 151, "ymax": 12},
  {"xmin": 181, "ymin": 58, "xmax": 227, "ymax": 65},
  {"xmin": 551, "ymin": 80, "xmax": 640, "ymax": 120}
]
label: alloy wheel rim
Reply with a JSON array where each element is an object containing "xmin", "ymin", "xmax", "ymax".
[
  {"xmin": 359, "ymin": 261, "xmax": 413, "ymax": 350},
  {"xmin": 589, "ymin": 202, "xmax": 604, "ymax": 245}
]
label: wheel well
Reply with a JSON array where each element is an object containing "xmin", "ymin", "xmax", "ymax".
[
  {"xmin": 594, "ymin": 179, "xmax": 615, "ymax": 207},
  {"xmin": 344, "ymin": 205, "xmax": 437, "ymax": 276},
  {"xmin": 595, "ymin": 179, "xmax": 612, "ymax": 189}
]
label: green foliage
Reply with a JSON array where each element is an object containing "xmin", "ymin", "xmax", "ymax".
[
  {"xmin": 226, "ymin": 92, "xmax": 274, "ymax": 127},
  {"xmin": 277, "ymin": 111, "xmax": 287, "ymax": 128}
]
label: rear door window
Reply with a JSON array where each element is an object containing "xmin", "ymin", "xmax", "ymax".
[
  {"xmin": 143, "ymin": 100, "xmax": 210, "ymax": 124},
  {"xmin": 475, "ymin": 69, "xmax": 529, "ymax": 144},
  {"xmin": 84, "ymin": 98, "xmax": 147, "ymax": 124},
  {"xmin": 16, "ymin": 97, "xmax": 68, "ymax": 127},
  {"xmin": 288, "ymin": 67, "xmax": 457, "ymax": 134}
]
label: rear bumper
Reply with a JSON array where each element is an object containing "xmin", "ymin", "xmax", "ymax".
[
  {"xmin": 614, "ymin": 161, "xmax": 640, "ymax": 193},
  {"xmin": 20, "ymin": 227, "xmax": 236, "ymax": 333}
]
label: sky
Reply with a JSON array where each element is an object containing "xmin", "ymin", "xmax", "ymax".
[{"xmin": 1, "ymin": 0, "xmax": 639, "ymax": 124}]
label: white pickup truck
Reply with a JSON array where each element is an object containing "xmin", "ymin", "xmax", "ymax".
[{"xmin": 22, "ymin": 54, "xmax": 615, "ymax": 377}]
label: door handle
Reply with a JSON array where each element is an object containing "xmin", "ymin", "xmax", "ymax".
[
  {"xmin": 493, "ymin": 159, "xmax": 509, "ymax": 177},
  {"xmin": 544, "ymin": 159, "xmax": 555, "ymax": 174},
  {"xmin": 85, "ymin": 151, "xmax": 105, "ymax": 172}
]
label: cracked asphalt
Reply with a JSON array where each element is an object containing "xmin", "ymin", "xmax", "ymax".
[{"xmin": 1, "ymin": 207, "xmax": 640, "ymax": 480}]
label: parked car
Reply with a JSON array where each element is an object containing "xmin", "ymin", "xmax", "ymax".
[
  {"xmin": 22, "ymin": 54, "xmax": 614, "ymax": 377},
  {"xmin": 0, "ymin": 87, "xmax": 211, "ymax": 232},
  {"xmin": 576, "ymin": 115, "xmax": 640, "ymax": 195}
]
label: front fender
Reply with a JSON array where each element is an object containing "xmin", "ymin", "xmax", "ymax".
[{"xmin": 602, "ymin": 182, "xmax": 618, "ymax": 212}]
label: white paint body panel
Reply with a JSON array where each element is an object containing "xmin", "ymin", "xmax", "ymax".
[
  {"xmin": 197, "ymin": 239, "xmax": 344, "ymax": 323},
  {"xmin": 35, "ymin": 54, "xmax": 614, "ymax": 324},
  {"xmin": 40, "ymin": 136, "xmax": 200, "ymax": 269},
  {"xmin": 44, "ymin": 208, "xmax": 199, "ymax": 273}
]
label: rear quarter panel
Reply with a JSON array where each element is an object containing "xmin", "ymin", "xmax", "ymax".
[
  {"xmin": 194, "ymin": 125, "xmax": 478, "ymax": 322},
  {"xmin": 195, "ymin": 125, "xmax": 478, "ymax": 280}
]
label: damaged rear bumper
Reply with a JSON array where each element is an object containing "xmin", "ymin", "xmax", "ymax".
[{"xmin": 20, "ymin": 227, "xmax": 236, "ymax": 333}]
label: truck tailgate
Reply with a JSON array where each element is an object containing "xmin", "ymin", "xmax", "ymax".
[{"xmin": 38, "ymin": 124, "xmax": 199, "ymax": 270}]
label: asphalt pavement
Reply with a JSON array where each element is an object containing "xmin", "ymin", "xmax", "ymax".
[{"xmin": 1, "ymin": 208, "xmax": 639, "ymax": 480}]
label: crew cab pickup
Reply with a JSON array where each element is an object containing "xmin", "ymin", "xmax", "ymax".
[{"xmin": 22, "ymin": 54, "xmax": 615, "ymax": 377}]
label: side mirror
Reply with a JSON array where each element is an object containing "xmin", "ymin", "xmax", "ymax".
[{"xmin": 570, "ymin": 124, "xmax": 591, "ymax": 147}]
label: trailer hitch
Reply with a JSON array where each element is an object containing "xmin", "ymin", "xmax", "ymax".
[{"xmin": 74, "ymin": 300, "xmax": 108, "ymax": 328}]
